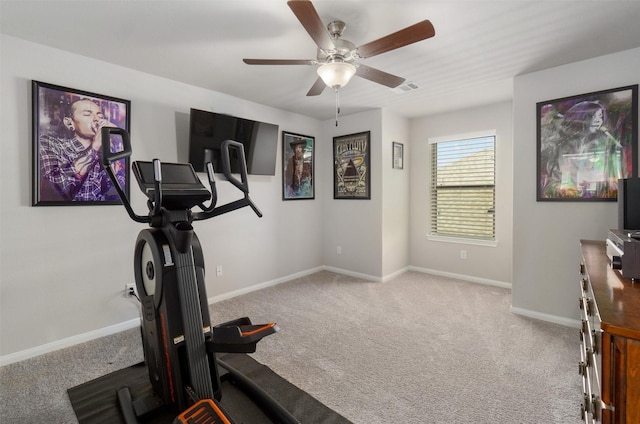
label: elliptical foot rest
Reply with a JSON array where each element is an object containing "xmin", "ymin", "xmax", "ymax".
[
  {"xmin": 173, "ymin": 398, "xmax": 236, "ymax": 424},
  {"xmin": 210, "ymin": 317, "xmax": 278, "ymax": 353}
]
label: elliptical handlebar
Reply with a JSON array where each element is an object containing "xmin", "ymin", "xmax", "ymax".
[
  {"xmin": 101, "ymin": 127, "xmax": 150, "ymax": 224},
  {"xmin": 220, "ymin": 140, "xmax": 263, "ymax": 218},
  {"xmin": 197, "ymin": 162, "xmax": 218, "ymax": 214},
  {"xmin": 192, "ymin": 140, "xmax": 263, "ymax": 221},
  {"xmin": 101, "ymin": 127, "xmax": 262, "ymax": 224},
  {"xmin": 151, "ymin": 159, "xmax": 163, "ymax": 217}
]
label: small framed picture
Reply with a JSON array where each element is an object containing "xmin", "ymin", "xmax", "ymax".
[
  {"xmin": 393, "ymin": 142, "xmax": 404, "ymax": 169},
  {"xmin": 32, "ymin": 81, "xmax": 130, "ymax": 206},
  {"xmin": 282, "ymin": 131, "xmax": 314, "ymax": 200}
]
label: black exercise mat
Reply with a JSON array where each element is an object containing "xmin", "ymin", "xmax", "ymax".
[{"xmin": 68, "ymin": 353, "xmax": 352, "ymax": 424}]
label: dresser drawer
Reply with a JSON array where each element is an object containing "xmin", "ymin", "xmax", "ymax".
[
  {"xmin": 579, "ymin": 262, "xmax": 603, "ymax": 423},
  {"xmin": 579, "ymin": 240, "xmax": 640, "ymax": 424}
]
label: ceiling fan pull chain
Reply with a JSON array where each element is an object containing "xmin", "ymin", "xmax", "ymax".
[{"xmin": 335, "ymin": 87, "xmax": 340, "ymax": 126}]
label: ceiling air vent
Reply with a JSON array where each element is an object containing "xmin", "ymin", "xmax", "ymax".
[{"xmin": 392, "ymin": 81, "xmax": 421, "ymax": 94}]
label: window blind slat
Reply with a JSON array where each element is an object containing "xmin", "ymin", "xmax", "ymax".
[{"xmin": 430, "ymin": 136, "xmax": 495, "ymax": 240}]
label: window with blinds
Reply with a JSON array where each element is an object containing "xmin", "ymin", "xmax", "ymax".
[{"xmin": 429, "ymin": 133, "xmax": 495, "ymax": 241}]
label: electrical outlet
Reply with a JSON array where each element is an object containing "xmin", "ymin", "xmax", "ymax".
[
  {"xmin": 216, "ymin": 265, "xmax": 223, "ymax": 277},
  {"xmin": 125, "ymin": 283, "xmax": 135, "ymax": 297},
  {"xmin": 460, "ymin": 250, "xmax": 467, "ymax": 260},
  {"xmin": 337, "ymin": 245, "xmax": 342, "ymax": 255}
]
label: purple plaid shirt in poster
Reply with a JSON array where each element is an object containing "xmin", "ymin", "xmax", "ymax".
[{"xmin": 39, "ymin": 135, "xmax": 125, "ymax": 202}]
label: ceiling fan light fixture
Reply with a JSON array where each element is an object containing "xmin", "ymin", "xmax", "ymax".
[{"xmin": 317, "ymin": 61, "xmax": 356, "ymax": 89}]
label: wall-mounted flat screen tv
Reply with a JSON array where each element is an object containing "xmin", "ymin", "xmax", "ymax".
[{"xmin": 188, "ymin": 108, "xmax": 279, "ymax": 175}]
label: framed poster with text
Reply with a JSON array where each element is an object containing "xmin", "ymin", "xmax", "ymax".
[{"xmin": 333, "ymin": 131, "xmax": 370, "ymax": 199}]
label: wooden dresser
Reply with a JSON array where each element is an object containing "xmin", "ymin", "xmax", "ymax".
[{"xmin": 579, "ymin": 240, "xmax": 640, "ymax": 423}]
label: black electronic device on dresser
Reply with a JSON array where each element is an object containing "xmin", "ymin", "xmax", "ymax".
[
  {"xmin": 606, "ymin": 178, "xmax": 640, "ymax": 281},
  {"xmin": 618, "ymin": 178, "xmax": 640, "ymax": 231},
  {"xmin": 606, "ymin": 229, "xmax": 640, "ymax": 281}
]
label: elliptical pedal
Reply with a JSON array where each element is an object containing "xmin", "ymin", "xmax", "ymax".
[{"xmin": 210, "ymin": 317, "xmax": 279, "ymax": 353}]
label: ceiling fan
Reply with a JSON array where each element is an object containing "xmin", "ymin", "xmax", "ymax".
[{"xmin": 243, "ymin": 0, "xmax": 436, "ymax": 96}]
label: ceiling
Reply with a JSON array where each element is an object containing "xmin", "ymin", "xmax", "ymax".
[{"xmin": 2, "ymin": 0, "xmax": 640, "ymax": 121}]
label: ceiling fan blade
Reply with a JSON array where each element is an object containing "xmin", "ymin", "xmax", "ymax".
[
  {"xmin": 306, "ymin": 77, "xmax": 326, "ymax": 96},
  {"xmin": 287, "ymin": 0, "xmax": 335, "ymax": 51},
  {"xmin": 355, "ymin": 64, "xmax": 405, "ymax": 88},
  {"xmin": 243, "ymin": 59, "xmax": 316, "ymax": 65},
  {"xmin": 356, "ymin": 20, "xmax": 435, "ymax": 59}
]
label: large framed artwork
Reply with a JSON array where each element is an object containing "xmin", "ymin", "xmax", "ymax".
[
  {"xmin": 333, "ymin": 131, "xmax": 371, "ymax": 199},
  {"xmin": 282, "ymin": 131, "xmax": 314, "ymax": 200},
  {"xmin": 32, "ymin": 81, "xmax": 130, "ymax": 206},
  {"xmin": 537, "ymin": 85, "xmax": 638, "ymax": 201}
]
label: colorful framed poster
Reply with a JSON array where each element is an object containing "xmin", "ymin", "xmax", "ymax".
[
  {"xmin": 32, "ymin": 81, "xmax": 130, "ymax": 206},
  {"xmin": 537, "ymin": 85, "xmax": 638, "ymax": 201},
  {"xmin": 282, "ymin": 131, "xmax": 314, "ymax": 200}
]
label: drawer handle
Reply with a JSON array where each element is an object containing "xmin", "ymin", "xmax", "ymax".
[
  {"xmin": 591, "ymin": 329, "xmax": 599, "ymax": 352},
  {"xmin": 578, "ymin": 297, "xmax": 593, "ymax": 316},
  {"xmin": 581, "ymin": 393, "xmax": 591, "ymax": 416},
  {"xmin": 591, "ymin": 396, "xmax": 615, "ymax": 420},
  {"xmin": 585, "ymin": 298, "xmax": 593, "ymax": 317}
]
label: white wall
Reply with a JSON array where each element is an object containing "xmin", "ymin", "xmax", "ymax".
[
  {"xmin": 0, "ymin": 34, "xmax": 324, "ymax": 359},
  {"xmin": 512, "ymin": 47, "xmax": 640, "ymax": 324},
  {"xmin": 5, "ymin": 31, "xmax": 635, "ymax": 363},
  {"xmin": 319, "ymin": 109, "xmax": 411, "ymax": 281},
  {"xmin": 321, "ymin": 110, "xmax": 385, "ymax": 278},
  {"xmin": 381, "ymin": 110, "xmax": 411, "ymax": 278},
  {"xmin": 0, "ymin": 34, "xmax": 412, "ymax": 363},
  {"xmin": 409, "ymin": 101, "xmax": 514, "ymax": 285}
]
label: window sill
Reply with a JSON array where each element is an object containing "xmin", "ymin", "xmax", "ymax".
[{"xmin": 426, "ymin": 234, "xmax": 498, "ymax": 247}]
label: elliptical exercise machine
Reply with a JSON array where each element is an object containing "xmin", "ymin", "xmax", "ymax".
[{"xmin": 101, "ymin": 127, "xmax": 300, "ymax": 424}]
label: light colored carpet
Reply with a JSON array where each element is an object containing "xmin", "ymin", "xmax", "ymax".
[
  {"xmin": 0, "ymin": 270, "xmax": 582, "ymax": 423},
  {"xmin": 212, "ymin": 271, "xmax": 582, "ymax": 424}
]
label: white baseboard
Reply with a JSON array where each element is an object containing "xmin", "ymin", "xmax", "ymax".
[
  {"xmin": 207, "ymin": 266, "xmax": 325, "ymax": 303},
  {"xmin": 383, "ymin": 266, "xmax": 410, "ymax": 282},
  {"xmin": 322, "ymin": 266, "xmax": 383, "ymax": 282},
  {"xmin": 406, "ymin": 267, "xmax": 579, "ymax": 328},
  {"xmin": 408, "ymin": 265, "xmax": 512, "ymax": 289},
  {"xmin": 0, "ymin": 267, "xmax": 325, "ymax": 367},
  {"xmin": 510, "ymin": 306, "xmax": 581, "ymax": 328},
  {"xmin": 1, "ymin": 266, "xmax": 575, "ymax": 366},
  {"xmin": 0, "ymin": 318, "xmax": 141, "ymax": 367}
]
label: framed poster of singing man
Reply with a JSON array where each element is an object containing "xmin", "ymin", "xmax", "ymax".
[
  {"xmin": 32, "ymin": 81, "xmax": 130, "ymax": 206},
  {"xmin": 333, "ymin": 131, "xmax": 371, "ymax": 199}
]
